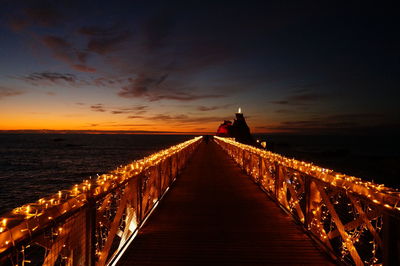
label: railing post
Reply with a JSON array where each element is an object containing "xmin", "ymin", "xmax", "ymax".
[
  {"xmin": 274, "ymin": 162, "xmax": 280, "ymax": 200},
  {"xmin": 304, "ymin": 175, "xmax": 311, "ymax": 228},
  {"xmin": 214, "ymin": 137, "xmax": 400, "ymax": 265},
  {"xmin": 157, "ymin": 164, "xmax": 161, "ymax": 200},
  {"xmin": 383, "ymin": 213, "xmax": 400, "ymax": 265},
  {"xmin": 258, "ymin": 156, "xmax": 263, "ymax": 185},
  {"xmin": 137, "ymin": 173, "xmax": 143, "ymax": 222},
  {"xmin": 242, "ymin": 149, "xmax": 245, "ymax": 167},
  {"xmin": 168, "ymin": 156, "xmax": 172, "ymax": 183},
  {"xmin": 86, "ymin": 197, "xmax": 97, "ymax": 266}
]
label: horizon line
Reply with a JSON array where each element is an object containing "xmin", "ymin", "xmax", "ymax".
[{"xmin": 0, "ymin": 129, "xmax": 397, "ymax": 136}]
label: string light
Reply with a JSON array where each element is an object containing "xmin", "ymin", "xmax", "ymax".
[
  {"xmin": 214, "ymin": 136, "xmax": 400, "ymax": 210},
  {"xmin": 214, "ymin": 136, "xmax": 397, "ymax": 265},
  {"xmin": 0, "ymin": 136, "xmax": 202, "ymax": 263}
]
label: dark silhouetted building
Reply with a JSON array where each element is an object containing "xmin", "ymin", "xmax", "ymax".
[{"xmin": 216, "ymin": 109, "xmax": 257, "ymax": 146}]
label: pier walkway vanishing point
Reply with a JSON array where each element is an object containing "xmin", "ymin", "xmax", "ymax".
[{"xmin": 118, "ymin": 140, "xmax": 333, "ymax": 265}]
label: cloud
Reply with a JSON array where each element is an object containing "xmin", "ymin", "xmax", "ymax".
[
  {"xmin": 288, "ymin": 92, "xmax": 323, "ymax": 102},
  {"xmin": 20, "ymin": 72, "xmax": 125, "ymax": 87},
  {"xmin": 197, "ymin": 106, "xmax": 220, "ymax": 111},
  {"xmin": 90, "ymin": 104, "xmax": 106, "ymax": 112},
  {"xmin": 85, "ymin": 121, "xmax": 152, "ymax": 128},
  {"xmin": 118, "ymin": 73, "xmax": 225, "ymax": 101},
  {"xmin": 145, "ymin": 114, "xmax": 230, "ymax": 124},
  {"xmin": 40, "ymin": 35, "xmax": 95, "ymax": 72},
  {"xmin": 291, "ymin": 83, "xmax": 321, "ymax": 92},
  {"xmin": 92, "ymin": 77, "xmax": 125, "ymax": 87},
  {"xmin": 71, "ymin": 64, "xmax": 96, "ymax": 73},
  {"xmin": 41, "ymin": 35, "xmax": 71, "ymax": 60},
  {"xmin": 105, "ymin": 10, "xmax": 233, "ymax": 79},
  {"xmin": 280, "ymin": 120, "xmax": 333, "ymax": 127},
  {"xmin": 270, "ymin": 89, "xmax": 326, "ymax": 106},
  {"xmin": 264, "ymin": 121, "xmax": 358, "ymax": 133},
  {"xmin": 107, "ymin": 124, "xmax": 152, "ymax": 127},
  {"xmin": 21, "ymin": 72, "xmax": 80, "ymax": 86},
  {"xmin": 196, "ymin": 104, "xmax": 232, "ymax": 111},
  {"xmin": 7, "ymin": 4, "xmax": 96, "ymax": 73},
  {"xmin": 88, "ymin": 103, "xmax": 148, "ymax": 115},
  {"xmin": 9, "ymin": 18, "xmax": 30, "ymax": 32},
  {"xmin": 148, "ymin": 114, "xmax": 189, "ymax": 121},
  {"xmin": 270, "ymin": 101, "xmax": 289, "ymax": 105},
  {"xmin": 148, "ymin": 92, "xmax": 225, "ymax": 102},
  {"xmin": 275, "ymin": 109, "xmax": 291, "ymax": 113},
  {"xmin": 263, "ymin": 112, "xmax": 388, "ymax": 133},
  {"xmin": 20, "ymin": 70, "xmax": 225, "ymax": 102},
  {"xmin": 78, "ymin": 24, "xmax": 122, "ymax": 36},
  {"xmin": 0, "ymin": 86, "xmax": 24, "ymax": 99},
  {"xmin": 118, "ymin": 73, "xmax": 168, "ymax": 98},
  {"xmin": 279, "ymin": 113, "xmax": 384, "ymax": 129},
  {"xmin": 111, "ymin": 108, "xmax": 147, "ymax": 115},
  {"xmin": 323, "ymin": 113, "xmax": 384, "ymax": 121},
  {"xmin": 42, "ymin": 35, "xmax": 71, "ymax": 50},
  {"xmin": 181, "ymin": 116, "xmax": 230, "ymax": 123},
  {"xmin": 86, "ymin": 31, "xmax": 131, "ymax": 55}
]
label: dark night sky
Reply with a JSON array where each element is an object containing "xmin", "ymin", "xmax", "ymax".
[{"xmin": 0, "ymin": 0, "xmax": 399, "ymax": 134}]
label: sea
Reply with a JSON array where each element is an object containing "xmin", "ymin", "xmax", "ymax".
[
  {"xmin": 257, "ymin": 134, "xmax": 400, "ymax": 190},
  {"xmin": 0, "ymin": 134, "xmax": 399, "ymax": 215},
  {"xmin": 0, "ymin": 134, "xmax": 193, "ymax": 215}
]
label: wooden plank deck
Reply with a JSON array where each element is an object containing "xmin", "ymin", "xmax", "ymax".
[{"xmin": 118, "ymin": 140, "xmax": 334, "ymax": 265}]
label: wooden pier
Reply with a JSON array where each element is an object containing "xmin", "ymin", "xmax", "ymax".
[
  {"xmin": 118, "ymin": 141, "xmax": 333, "ymax": 265},
  {"xmin": 1, "ymin": 136, "xmax": 399, "ymax": 265}
]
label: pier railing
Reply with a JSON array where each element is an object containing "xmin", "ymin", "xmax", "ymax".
[
  {"xmin": 0, "ymin": 136, "xmax": 202, "ymax": 266},
  {"xmin": 214, "ymin": 136, "xmax": 400, "ymax": 266}
]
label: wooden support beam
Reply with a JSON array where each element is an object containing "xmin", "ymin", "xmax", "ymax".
[
  {"xmin": 97, "ymin": 185, "xmax": 130, "ymax": 266},
  {"xmin": 348, "ymin": 195, "xmax": 383, "ymax": 249},
  {"xmin": 317, "ymin": 183, "xmax": 363, "ymax": 266}
]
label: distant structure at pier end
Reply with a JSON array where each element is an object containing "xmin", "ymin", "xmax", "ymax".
[{"xmin": 216, "ymin": 108, "xmax": 258, "ymax": 146}]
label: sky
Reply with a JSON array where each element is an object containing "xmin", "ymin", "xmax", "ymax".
[{"xmin": 0, "ymin": 0, "xmax": 399, "ymax": 134}]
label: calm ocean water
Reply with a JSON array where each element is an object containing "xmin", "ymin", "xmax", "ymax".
[
  {"xmin": 0, "ymin": 134, "xmax": 193, "ymax": 215},
  {"xmin": 256, "ymin": 134, "xmax": 400, "ymax": 190},
  {"xmin": 0, "ymin": 134, "xmax": 399, "ymax": 215}
]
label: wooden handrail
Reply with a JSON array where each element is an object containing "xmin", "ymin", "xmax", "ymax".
[
  {"xmin": 0, "ymin": 137, "xmax": 202, "ymax": 265},
  {"xmin": 214, "ymin": 136, "xmax": 400, "ymax": 266}
]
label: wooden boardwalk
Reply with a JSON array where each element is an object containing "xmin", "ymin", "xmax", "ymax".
[{"xmin": 118, "ymin": 141, "xmax": 334, "ymax": 265}]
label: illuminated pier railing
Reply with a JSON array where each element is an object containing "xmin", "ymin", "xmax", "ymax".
[
  {"xmin": 214, "ymin": 136, "xmax": 400, "ymax": 266},
  {"xmin": 0, "ymin": 136, "xmax": 202, "ymax": 266}
]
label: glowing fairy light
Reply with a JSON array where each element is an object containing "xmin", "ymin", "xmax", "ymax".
[
  {"xmin": 0, "ymin": 219, "xmax": 6, "ymax": 233},
  {"xmin": 0, "ymin": 136, "xmax": 202, "ymax": 261},
  {"xmin": 3, "ymin": 135, "xmax": 395, "ymax": 265},
  {"xmin": 214, "ymin": 136, "xmax": 399, "ymax": 265},
  {"xmin": 214, "ymin": 136, "xmax": 399, "ymax": 209}
]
